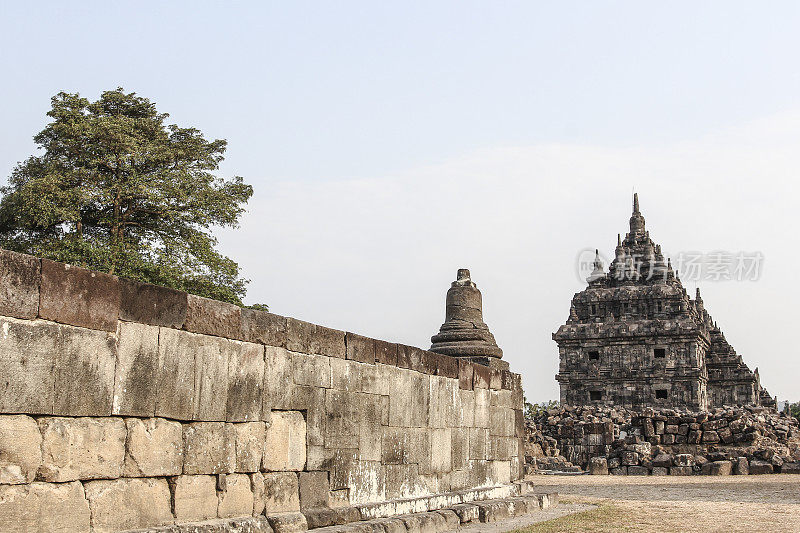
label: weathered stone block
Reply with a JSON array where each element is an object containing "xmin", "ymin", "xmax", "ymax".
[
  {"xmin": 587, "ymin": 457, "xmax": 608, "ymax": 475},
  {"xmin": 266, "ymin": 512, "xmax": 308, "ymax": 533},
  {"xmin": 234, "ymin": 421, "xmax": 266, "ymax": 473},
  {"xmin": 0, "ymin": 414, "xmax": 41, "ymax": 484},
  {"xmin": 285, "ymin": 317, "xmax": 315, "ymax": 354},
  {"xmin": 171, "ymin": 474, "xmax": 218, "ymax": 522},
  {"xmin": 113, "ymin": 321, "xmax": 160, "ymax": 416},
  {"xmin": 38, "ymin": 416, "xmax": 125, "ymax": 482},
  {"xmin": 346, "ymin": 332, "xmax": 375, "ymax": 364},
  {"xmin": 0, "ymin": 249, "xmax": 39, "ymax": 320},
  {"xmin": 652, "ymin": 453, "xmax": 673, "ymax": 468},
  {"xmin": 227, "ymin": 342, "xmax": 265, "ymax": 422},
  {"xmin": 0, "ymin": 481, "xmax": 90, "ymax": 533},
  {"xmin": 627, "ymin": 465, "xmax": 649, "ymax": 475},
  {"xmin": 54, "ymin": 324, "xmax": 117, "ymax": 416},
  {"xmin": 264, "ymin": 346, "xmax": 294, "ymax": 411},
  {"xmin": 374, "ymin": 340, "xmax": 398, "ymax": 366},
  {"xmin": 263, "ymin": 411, "xmax": 306, "ymax": 471},
  {"xmin": 292, "ymin": 352, "xmax": 332, "ymax": 389},
  {"xmin": 669, "ymin": 466, "xmax": 693, "ymax": 476},
  {"xmin": 651, "ymin": 466, "xmax": 669, "ymax": 476},
  {"xmin": 263, "ymin": 472, "xmax": 301, "ymax": 513},
  {"xmin": 782, "ymin": 462, "xmax": 800, "ymax": 474},
  {"xmin": 193, "ymin": 334, "xmax": 234, "ymax": 421},
  {"xmin": 184, "ymin": 293, "xmax": 241, "ymax": 339},
  {"xmin": 39, "ymin": 259, "xmax": 120, "ymax": 332},
  {"xmin": 242, "ymin": 308, "xmax": 287, "ymax": 347},
  {"xmin": 299, "ymin": 471, "xmax": 330, "ymax": 510},
  {"xmin": 701, "ymin": 460, "xmax": 732, "ymax": 476},
  {"xmin": 183, "ymin": 422, "xmax": 236, "ymax": 475},
  {"xmin": 749, "ymin": 460, "xmax": 774, "ymax": 475},
  {"xmin": 251, "ymin": 472, "xmax": 266, "ymax": 516},
  {"xmin": 673, "ymin": 454, "xmax": 695, "ymax": 467},
  {"xmin": 610, "ymin": 466, "xmax": 627, "ymax": 475},
  {"xmin": 84, "ymin": 477, "xmax": 173, "ymax": 532},
  {"xmin": 312, "ymin": 325, "xmax": 346, "ymax": 359},
  {"xmin": 430, "ymin": 429, "xmax": 452, "ymax": 473},
  {"xmin": 123, "ymin": 417, "xmax": 183, "ymax": 477},
  {"xmin": 458, "ymin": 360, "xmax": 474, "ymax": 390},
  {"xmin": 330, "ymin": 357, "xmax": 362, "ymax": 392},
  {"xmin": 734, "ymin": 456, "xmax": 749, "ymax": 475},
  {"xmin": 120, "ymin": 278, "xmax": 187, "ymax": 328},
  {"xmin": 0, "ymin": 317, "xmax": 59, "ymax": 414},
  {"xmin": 303, "ymin": 507, "xmax": 361, "ymax": 529},
  {"xmin": 435, "ymin": 353, "xmax": 459, "ymax": 379},
  {"xmin": 219, "ymin": 473, "xmax": 255, "ymax": 518},
  {"xmin": 396, "ymin": 344, "xmax": 425, "ymax": 372},
  {"xmin": 155, "ymin": 326, "xmax": 197, "ymax": 420}
]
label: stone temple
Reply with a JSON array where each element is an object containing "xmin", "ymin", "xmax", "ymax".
[{"xmin": 553, "ymin": 194, "xmax": 774, "ymax": 411}]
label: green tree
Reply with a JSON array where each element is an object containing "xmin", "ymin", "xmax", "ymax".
[{"xmin": 0, "ymin": 88, "xmax": 253, "ymax": 304}]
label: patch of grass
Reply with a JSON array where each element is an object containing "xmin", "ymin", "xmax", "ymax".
[{"xmin": 513, "ymin": 503, "xmax": 635, "ymax": 533}]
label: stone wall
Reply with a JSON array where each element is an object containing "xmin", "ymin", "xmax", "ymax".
[
  {"xmin": 0, "ymin": 249, "xmax": 525, "ymax": 532},
  {"xmin": 527, "ymin": 405, "xmax": 800, "ymax": 475}
]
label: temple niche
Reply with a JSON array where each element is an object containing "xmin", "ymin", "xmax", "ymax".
[{"xmin": 553, "ymin": 194, "xmax": 774, "ymax": 411}]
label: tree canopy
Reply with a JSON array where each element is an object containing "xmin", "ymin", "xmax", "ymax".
[{"xmin": 0, "ymin": 88, "xmax": 253, "ymax": 304}]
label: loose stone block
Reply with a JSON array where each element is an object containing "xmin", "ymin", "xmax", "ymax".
[
  {"xmin": 184, "ymin": 293, "xmax": 241, "ymax": 339},
  {"xmin": 292, "ymin": 352, "xmax": 332, "ymax": 389},
  {"xmin": 0, "ymin": 414, "xmax": 42, "ymax": 484},
  {"xmin": 242, "ymin": 308, "xmax": 288, "ymax": 348},
  {"xmin": 264, "ymin": 411, "xmax": 307, "ymax": 471},
  {"xmin": 119, "ymin": 278, "xmax": 187, "ymax": 328},
  {"xmin": 183, "ymin": 422, "xmax": 236, "ymax": 475},
  {"xmin": 219, "ymin": 473, "xmax": 255, "ymax": 518},
  {"xmin": 235, "ymin": 422, "xmax": 266, "ymax": 472},
  {"xmin": 266, "ymin": 512, "xmax": 308, "ymax": 533},
  {"xmin": 701, "ymin": 461, "xmax": 732, "ymax": 476},
  {"xmin": 587, "ymin": 457, "xmax": 608, "ymax": 475},
  {"xmin": 0, "ymin": 481, "xmax": 90, "ymax": 533},
  {"xmin": 651, "ymin": 466, "xmax": 669, "ymax": 476},
  {"xmin": 171, "ymin": 474, "xmax": 218, "ymax": 522},
  {"xmin": 627, "ymin": 465, "xmax": 649, "ymax": 475},
  {"xmin": 123, "ymin": 417, "xmax": 183, "ymax": 477},
  {"xmin": 84, "ymin": 477, "xmax": 173, "ymax": 532},
  {"xmin": 669, "ymin": 466, "xmax": 693, "ymax": 476},
  {"xmin": 263, "ymin": 472, "xmax": 301, "ymax": 513},
  {"xmin": 54, "ymin": 324, "xmax": 117, "ymax": 416},
  {"xmin": 0, "ymin": 317, "xmax": 58, "ymax": 414},
  {"xmin": 155, "ymin": 327, "xmax": 198, "ymax": 420},
  {"xmin": 749, "ymin": 460, "xmax": 774, "ymax": 475},
  {"xmin": 299, "ymin": 471, "xmax": 330, "ymax": 510},
  {"xmin": 782, "ymin": 462, "xmax": 800, "ymax": 474},
  {"xmin": 346, "ymin": 332, "xmax": 375, "ymax": 364},
  {"xmin": 303, "ymin": 507, "xmax": 361, "ymax": 529},
  {"xmin": 113, "ymin": 321, "xmax": 160, "ymax": 417},
  {"xmin": 734, "ymin": 457, "xmax": 749, "ymax": 475},
  {"xmin": 39, "ymin": 259, "xmax": 120, "ymax": 332},
  {"xmin": 0, "ymin": 249, "xmax": 40, "ymax": 320},
  {"xmin": 227, "ymin": 342, "xmax": 265, "ymax": 422},
  {"xmin": 193, "ymin": 334, "xmax": 234, "ymax": 421},
  {"xmin": 673, "ymin": 454, "xmax": 695, "ymax": 467},
  {"xmin": 38, "ymin": 416, "xmax": 125, "ymax": 482}
]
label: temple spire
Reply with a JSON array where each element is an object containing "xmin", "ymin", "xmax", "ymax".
[
  {"xmin": 633, "ymin": 192, "xmax": 640, "ymax": 214},
  {"xmin": 629, "ymin": 192, "xmax": 646, "ymax": 234}
]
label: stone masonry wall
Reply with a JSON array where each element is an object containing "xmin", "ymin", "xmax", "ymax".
[{"xmin": 0, "ymin": 249, "xmax": 525, "ymax": 532}]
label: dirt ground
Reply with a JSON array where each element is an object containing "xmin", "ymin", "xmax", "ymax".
[{"xmin": 520, "ymin": 473, "xmax": 800, "ymax": 533}]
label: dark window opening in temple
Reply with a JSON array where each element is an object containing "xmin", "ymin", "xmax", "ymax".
[
  {"xmin": 590, "ymin": 390, "xmax": 602, "ymax": 401},
  {"xmin": 656, "ymin": 301, "xmax": 663, "ymax": 312},
  {"xmin": 588, "ymin": 350, "xmax": 600, "ymax": 360},
  {"xmin": 656, "ymin": 389, "xmax": 668, "ymax": 399},
  {"xmin": 654, "ymin": 348, "xmax": 666, "ymax": 358},
  {"xmin": 590, "ymin": 304, "xmax": 597, "ymax": 314}
]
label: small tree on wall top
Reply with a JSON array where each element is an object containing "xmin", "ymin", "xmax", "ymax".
[{"xmin": 0, "ymin": 88, "xmax": 253, "ymax": 304}]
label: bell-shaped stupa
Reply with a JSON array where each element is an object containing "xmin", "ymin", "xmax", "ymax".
[{"xmin": 429, "ymin": 269, "xmax": 504, "ymax": 367}]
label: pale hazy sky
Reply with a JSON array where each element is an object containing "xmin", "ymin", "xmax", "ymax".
[{"xmin": 2, "ymin": 2, "xmax": 799, "ymax": 402}]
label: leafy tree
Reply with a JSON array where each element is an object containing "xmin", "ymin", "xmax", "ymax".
[
  {"xmin": 0, "ymin": 88, "xmax": 253, "ymax": 304},
  {"xmin": 523, "ymin": 399, "xmax": 560, "ymax": 419}
]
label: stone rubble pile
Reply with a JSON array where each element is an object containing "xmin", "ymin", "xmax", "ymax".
[{"xmin": 526, "ymin": 405, "xmax": 800, "ymax": 475}]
